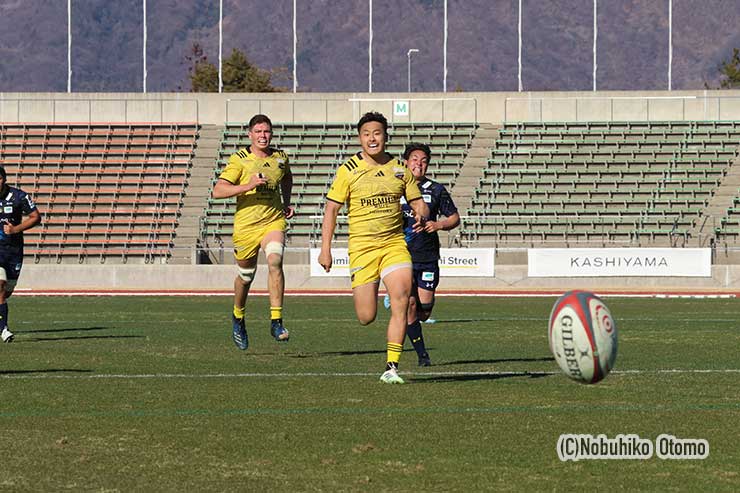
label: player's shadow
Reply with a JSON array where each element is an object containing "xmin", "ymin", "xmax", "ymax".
[
  {"xmin": 21, "ymin": 326, "xmax": 110, "ymax": 334},
  {"xmin": 296, "ymin": 348, "xmax": 425, "ymax": 358},
  {"xmin": 0, "ymin": 368, "xmax": 93, "ymax": 375},
  {"xmin": 16, "ymin": 326, "xmax": 144, "ymax": 343},
  {"xmin": 294, "ymin": 349, "xmax": 386, "ymax": 358},
  {"xmin": 438, "ymin": 356, "xmax": 555, "ymax": 366},
  {"xmin": 22, "ymin": 335, "xmax": 144, "ymax": 343},
  {"xmin": 412, "ymin": 371, "xmax": 552, "ymax": 383}
]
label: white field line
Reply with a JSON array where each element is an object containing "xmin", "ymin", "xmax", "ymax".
[{"xmin": 2, "ymin": 369, "xmax": 740, "ymax": 380}]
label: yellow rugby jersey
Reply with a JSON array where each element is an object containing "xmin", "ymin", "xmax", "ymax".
[
  {"xmin": 326, "ymin": 152, "xmax": 422, "ymax": 248},
  {"xmin": 219, "ymin": 146, "xmax": 290, "ymax": 231}
]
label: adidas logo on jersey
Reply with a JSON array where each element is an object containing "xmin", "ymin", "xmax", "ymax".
[{"xmin": 375, "ymin": 170, "xmax": 385, "ymax": 177}]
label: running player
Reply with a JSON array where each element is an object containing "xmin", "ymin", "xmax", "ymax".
[
  {"xmin": 212, "ymin": 114, "xmax": 294, "ymax": 350},
  {"xmin": 318, "ymin": 112, "xmax": 429, "ymax": 384},
  {"xmin": 0, "ymin": 166, "xmax": 42, "ymax": 343},
  {"xmin": 398, "ymin": 143, "xmax": 460, "ymax": 366}
]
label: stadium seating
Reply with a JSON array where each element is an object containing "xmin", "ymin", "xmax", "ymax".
[
  {"xmin": 714, "ymin": 189, "xmax": 740, "ymax": 243},
  {"xmin": 203, "ymin": 122, "xmax": 477, "ymax": 247},
  {"xmin": 462, "ymin": 121, "xmax": 740, "ymax": 246},
  {"xmin": 0, "ymin": 123, "xmax": 197, "ymax": 263}
]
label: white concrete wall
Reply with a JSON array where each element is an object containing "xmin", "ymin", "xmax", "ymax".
[
  {"xmin": 3, "ymin": 90, "xmax": 740, "ymax": 125},
  {"xmin": 16, "ymin": 264, "xmax": 740, "ymax": 293}
]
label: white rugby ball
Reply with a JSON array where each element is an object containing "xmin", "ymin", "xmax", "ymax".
[{"xmin": 548, "ymin": 290, "xmax": 617, "ymax": 384}]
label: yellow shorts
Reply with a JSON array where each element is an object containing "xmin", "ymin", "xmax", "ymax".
[
  {"xmin": 233, "ymin": 219, "xmax": 286, "ymax": 261},
  {"xmin": 349, "ymin": 236, "xmax": 412, "ymax": 288}
]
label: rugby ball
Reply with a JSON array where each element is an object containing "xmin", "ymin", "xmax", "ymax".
[{"xmin": 548, "ymin": 290, "xmax": 617, "ymax": 384}]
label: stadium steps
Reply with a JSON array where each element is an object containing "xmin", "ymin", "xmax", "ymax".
[
  {"xmin": 449, "ymin": 123, "xmax": 500, "ymax": 246},
  {"xmin": 687, "ymin": 149, "xmax": 740, "ymax": 248},
  {"xmin": 170, "ymin": 124, "xmax": 224, "ymax": 264}
]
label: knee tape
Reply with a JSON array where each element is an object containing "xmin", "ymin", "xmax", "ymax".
[
  {"xmin": 238, "ymin": 267, "xmax": 256, "ymax": 283},
  {"xmin": 264, "ymin": 241, "xmax": 284, "ymax": 258},
  {"xmin": 0, "ymin": 268, "xmax": 12, "ymax": 295}
]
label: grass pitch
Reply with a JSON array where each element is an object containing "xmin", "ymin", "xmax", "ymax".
[{"xmin": 0, "ymin": 295, "xmax": 738, "ymax": 491}]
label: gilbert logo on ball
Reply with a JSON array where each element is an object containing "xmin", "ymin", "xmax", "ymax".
[{"xmin": 548, "ymin": 290, "xmax": 617, "ymax": 384}]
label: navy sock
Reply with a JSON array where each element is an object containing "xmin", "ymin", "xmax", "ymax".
[
  {"xmin": 0, "ymin": 303, "xmax": 7, "ymax": 330},
  {"xmin": 406, "ymin": 320, "xmax": 427, "ymax": 357}
]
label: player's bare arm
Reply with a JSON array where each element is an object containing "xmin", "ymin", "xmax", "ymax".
[
  {"xmin": 318, "ymin": 200, "xmax": 342, "ymax": 272},
  {"xmin": 281, "ymin": 171, "xmax": 295, "ymax": 219},
  {"xmin": 211, "ymin": 175, "xmax": 268, "ymax": 199},
  {"xmin": 423, "ymin": 211, "xmax": 460, "ymax": 234},
  {"xmin": 3, "ymin": 209, "xmax": 41, "ymax": 235}
]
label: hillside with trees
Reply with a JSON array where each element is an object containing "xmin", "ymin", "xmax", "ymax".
[{"xmin": 0, "ymin": 0, "xmax": 739, "ymax": 93}]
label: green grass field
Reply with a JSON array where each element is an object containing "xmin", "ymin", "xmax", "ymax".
[{"xmin": 1, "ymin": 295, "xmax": 738, "ymax": 491}]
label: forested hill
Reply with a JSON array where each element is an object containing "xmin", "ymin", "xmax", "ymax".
[{"xmin": 0, "ymin": 0, "xmax": 738, "ymax": 93}]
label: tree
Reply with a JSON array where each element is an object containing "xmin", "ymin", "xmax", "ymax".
[
  {"xmin": 710, "ymin": 48, "xmax": 740, "ymax": 90},
  {"xmin": 183, "ymin": 43, "xmax": 282, "ymax": 92},
  {"xmin": 718, "ymin": 48, "xmax": 740, "ymax": 89}
]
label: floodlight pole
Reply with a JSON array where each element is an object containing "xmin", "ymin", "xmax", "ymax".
[
  {"xmin": 368, "ymin": 0, "xmax": 373, "ymax": 92},
  {"xmin": 143, "ymin": 0, "xmax": 147, "ymax": 93},
  {"xmin": 517, "ymin": 0, "xmax": 522, "ymax": 92},
  {"xmin": 293, "ymin": 0, "xmax": 297, "ymax": 93},
  {"xmin": 593, "ymin": 0, "xmax": 597, "ymax": 91},
  {"xmin": 219, "ymin": 0, "xmax": 223, "ymax": 93},
  {"xmin": 67, "ymin": 0, "xmax": 72, "ymax": 93},
  {"xmin": 668, "ymin": 0, "xmax": 673, "ymax": 90},
  {"xmin": 407, "ymin": 48, "xmax": 419, "ymax": 93},
  {"xmin": 443, "ymin": 0, "xmax": 447, "ymax": 92}
]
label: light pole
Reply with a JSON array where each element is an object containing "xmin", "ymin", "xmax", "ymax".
[
  {"xmin": 67, "ymin": 0, "xmax": 72, "ymax": 92},
  {"xmin": 143, "ymin": 0, "xmax": 147, "ymax": 93},
  {"xmin": 407, "ymin": 48, "xmax": 419, "ymax": 92},
  {"xmin": 219, "ymin": 0, "xmax": 223, "ymax": 93}
]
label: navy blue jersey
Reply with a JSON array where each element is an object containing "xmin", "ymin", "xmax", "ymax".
[
  {"xmin": 0, "ymin": 186, "xmax": 38, "ymax": 254},
  {"xmin": 401, "ymin": 177, "xmax": 458, "ymax": 264}
]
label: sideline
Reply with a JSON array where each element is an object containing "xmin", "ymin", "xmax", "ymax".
[{"xmin": 11, "ymin": 288, "xmax": 739, "ymax": 298}]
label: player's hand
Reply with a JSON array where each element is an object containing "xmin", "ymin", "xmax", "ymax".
[
  {"xmin": 423, "ymin": 220, "xmax": 440, "ymax": 233},
  {"xmin": 284, "ymin": 205, "xmax": 295, "ymax": 219},
  {"xmin": 412, "ymin": 215, "xmax": 428, "ymax": 233},
  {"xmin": 318, "ymin": 249, "xmax": 332, "ymax": 273},
  {"xmin": 2, "ymin": 223, "xmax": 14, "ymax": 235},
  {"xmin": 246, "ymin": 173, "xmax": 268, "ymax": 191}
]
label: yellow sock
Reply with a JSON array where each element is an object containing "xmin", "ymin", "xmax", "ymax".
[
  {"xmin": 387, "ymin": 342, "xmax": 403, "ymax": 365},
  {"xmin": 233, "ymin": 306, "xmax": 245, "ymax": 319},
  {"xmin": 270, "ymin": 306, "xmax": 283, "ymax": 321}
]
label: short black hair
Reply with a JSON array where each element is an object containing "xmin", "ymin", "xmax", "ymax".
[
  {"xmin": 248, "ymin": 114, "xmax": 273, "ymax": 130},
  {"xmin": 403, "ymin": 142, "xmax": 432, "ymax": 162},
  {"xmin": 0, "ymin": 166, "xmax": 6, "ymax": 180},
  {"xmin": 356, "ymin": 111, "xmax": 388, "ymax": 136}
]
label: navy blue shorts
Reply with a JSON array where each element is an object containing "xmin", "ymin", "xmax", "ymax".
[
  {"xmin": 412, "ymin": 261, "xmax": 439, "ymax": 293},
  {"xmin": 0, "ymin": 251, "xmax": 23, "ymax": 282}
]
